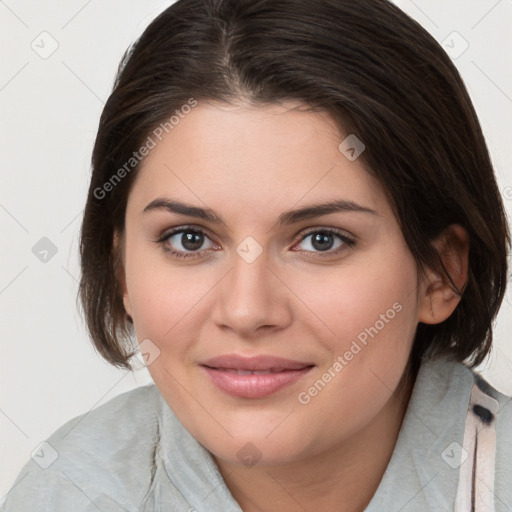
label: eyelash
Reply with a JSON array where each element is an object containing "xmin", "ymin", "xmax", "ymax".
[{"xmin": 156, "ymin": 226, "xmax": 355, "ymax": 260}]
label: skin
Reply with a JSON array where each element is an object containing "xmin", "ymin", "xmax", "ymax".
[{"xmin": 118, "ymin": 101, "xmax": 469, "ymax": 511}]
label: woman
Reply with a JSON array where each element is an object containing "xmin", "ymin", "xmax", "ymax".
[{"xmin": 2, "ymin": 0, "xmax": 510, "ymax": 510}]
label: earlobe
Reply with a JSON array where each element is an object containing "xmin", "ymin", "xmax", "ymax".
[
  {"xmin": 418, "ymin": 224, "xmax": 469, "ymax": 325},
  {"xmin": 123, "ymin": 292, "xmax": 133, "ymax": 318}
]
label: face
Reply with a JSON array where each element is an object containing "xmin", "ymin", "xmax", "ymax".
[{"xmin": 120, "ymin": 101, "xmax": 427, "ymax": 467}]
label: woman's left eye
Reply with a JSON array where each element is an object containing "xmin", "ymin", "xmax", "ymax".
[{"xmin": 294, "ymin": 229, "xmax": 354, "ymax": 254}]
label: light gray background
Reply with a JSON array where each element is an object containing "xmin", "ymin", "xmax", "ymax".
[{"xmin": 1, "ymin": 0, "xmax": 511, "ymax": 498}]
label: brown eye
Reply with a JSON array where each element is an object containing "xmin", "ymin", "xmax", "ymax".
[
  {"xmin": 180, "ymin": 231, "xmax": 205, "ymax": 251},
  {"xmin": 160, "ymin": 227, "xmax": 218, "ymax": 258}
]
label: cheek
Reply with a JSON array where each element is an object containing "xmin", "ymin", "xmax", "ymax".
[
  {"xmin": 290, "ymin": 248, "xmax": 419, "ymax": 404},
  {"xmin": 350, "ymin": 261, "xmax": 418, "ymax": 361},
  {"xmin": 123, "ymin": 239, "xmax": 209, "ymax": 342},
  {"xmin": 290, "ymin": 249, "xmax": 419, "ymax": 351},
  {"xmin": 287, "ymin": 265, "xmax": 419, "ymax": 447}
]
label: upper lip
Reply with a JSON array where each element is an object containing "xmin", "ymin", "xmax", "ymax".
[{"xmin": 200, "ymin": 354, "xmax": 313, "ymax": 372}]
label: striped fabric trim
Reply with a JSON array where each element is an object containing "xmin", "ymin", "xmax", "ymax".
[{"xmin": 455, "ymin": 378, "xmax": 500, "ymax": 512}]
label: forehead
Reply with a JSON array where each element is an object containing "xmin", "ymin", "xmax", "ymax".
[{"xmin": 127, "ymin": 101, "xmax": 390, "ymax": 221}]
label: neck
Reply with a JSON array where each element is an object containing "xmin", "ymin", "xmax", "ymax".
[{"xmin": 214, "ymin": 362, "xmax": 417, "ymax": 512}]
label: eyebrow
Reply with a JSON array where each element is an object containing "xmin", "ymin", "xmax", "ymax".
[{"xmin": 142, "ymin": 198, "xmax": 378, "ymax": 225}]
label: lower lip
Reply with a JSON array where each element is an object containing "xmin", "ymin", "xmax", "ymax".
[{"xmin": 201, "ymin": 366, "xmax": 314, "ymax": 399}]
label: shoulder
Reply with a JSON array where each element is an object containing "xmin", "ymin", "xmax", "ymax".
[
  {"xmin": 421, "ymin": 356, "xmax": 512, "ymax": 431},
  {"xmin": 1, "ymin": 384, "xmax": 163, "ymax": 511},
  {"xmin": 435, "ymin": 358, "xmax": 512, "ymax": 509},
  {"xmin": 366, "ymin": 358, "xmax": 512, "ymax": 511},
  {"xmin": 49, "ymin": 382, "xmax": 160, "ymax": 451}
]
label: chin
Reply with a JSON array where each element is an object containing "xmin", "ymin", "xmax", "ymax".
[{"xmin": 209, "ymin": 438, "xmax": 307, "ymax": 468}]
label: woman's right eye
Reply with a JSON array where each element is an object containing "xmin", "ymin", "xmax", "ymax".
[{"xmin": 159, "ymin": 227, "xmax": 219, "ymax": 259}]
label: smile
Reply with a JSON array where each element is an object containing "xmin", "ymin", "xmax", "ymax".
[{"xmin": 199, "ymin": 354, "xmax": 315, "ymax": 398}]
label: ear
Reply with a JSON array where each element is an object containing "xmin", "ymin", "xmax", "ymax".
[
  {"xmin": 113, "ymin": 231, "xmax": 132, "ymax": 318},
  {"xmin": 418, "ymin": 224, "xmax": 469, "ymax": 325}
]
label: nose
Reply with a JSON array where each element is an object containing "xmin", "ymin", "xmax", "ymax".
[{"xmin": 211, "ymin": 248, "xmax": 293, "ymax": 339}]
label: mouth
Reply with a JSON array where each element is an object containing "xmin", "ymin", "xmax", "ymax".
[
  {"xmin": 210, "ymin": 368, "xmax": 296, "ymax": 375},
  {"xmin": 199, "ymin": 354, "xmax": 315, "ymax": 398}
]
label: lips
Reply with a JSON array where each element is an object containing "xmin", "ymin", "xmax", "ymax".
[
  {"xmin": 216, "ymin": 368, "xmax": 284, "ymax": 375},
  {"xmin": 199, "ymin": 354, "xmax": 314, "ymax": 398},
  {"xmin": 201, "ymin": 354, "xmax": 312, "ymax": 371}
]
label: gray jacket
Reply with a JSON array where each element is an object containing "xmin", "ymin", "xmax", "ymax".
[{"xmin": 1, "ymin": 358, "xmax": 511, "ymax": 511}]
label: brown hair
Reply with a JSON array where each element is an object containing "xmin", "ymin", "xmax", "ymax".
[{"xmin": 79, "ymin": 0, "xmax": 510, "ymax": 370}]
